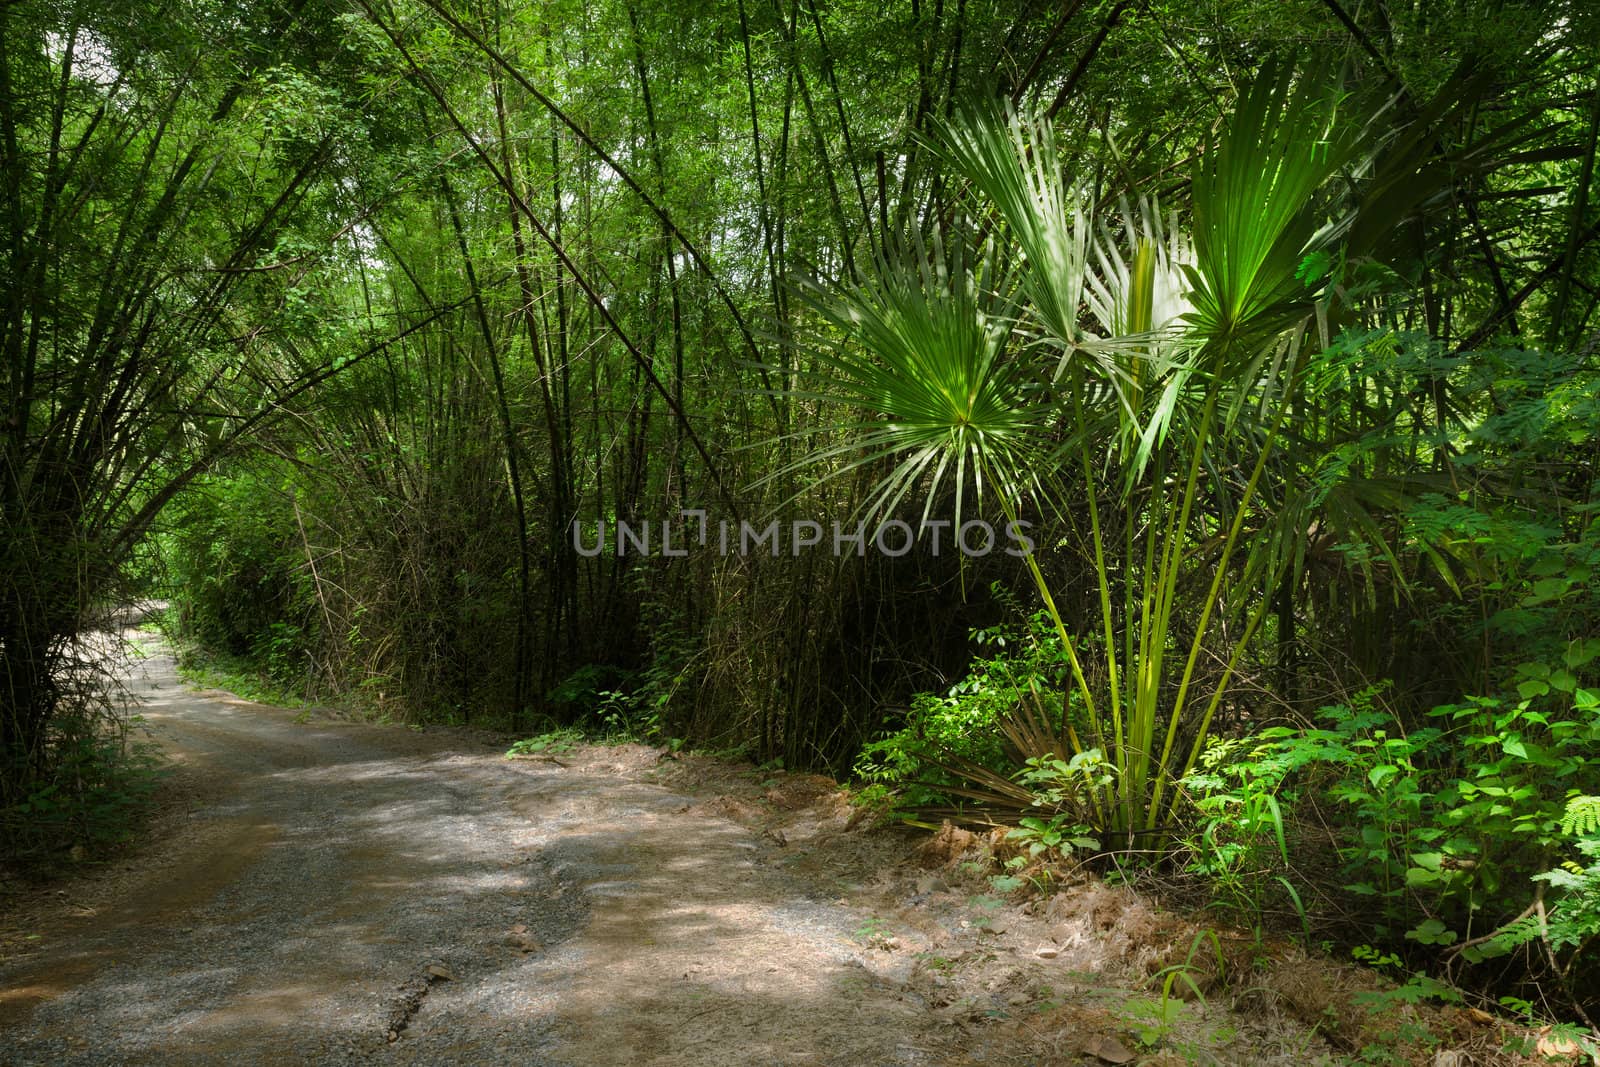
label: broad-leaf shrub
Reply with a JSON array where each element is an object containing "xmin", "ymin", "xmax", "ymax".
[
  {"xmin": 1479, "ymin": 797, "xmax": 1600, "ymax": 966},
  {"xmin": 0, "ymin": 675, "xmax": 165, "ymax": 865},
  {"xmin": 853, "ymin": 613, "xmax": 1075, "ymax": 811},
  {"xmin": 1186, "ymin": 663, "xmax": 1600, "ymax": 1000}
]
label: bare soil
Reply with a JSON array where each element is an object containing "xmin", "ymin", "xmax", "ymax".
[{"xmin": 0, "ymin": 629, "xmax": 1565, "ymax": 1065}]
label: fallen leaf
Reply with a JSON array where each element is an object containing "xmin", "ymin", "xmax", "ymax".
[{"xmin": 1086, "ymin": 1035, "xmax": 1135, "ymax": 1064}]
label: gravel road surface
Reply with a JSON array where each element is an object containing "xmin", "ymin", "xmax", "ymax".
[{"xmin": 0, "ymin": 631, "xmax": 944, "ymax": 1066}]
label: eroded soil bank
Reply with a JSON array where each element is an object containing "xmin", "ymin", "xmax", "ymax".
[{"xmin": 0, "ymin": 630, "xmax": 1545, "ymax": 1065}]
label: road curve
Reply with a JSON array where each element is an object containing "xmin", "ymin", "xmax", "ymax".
[{"xmin": 0, "ymin": 630, "xmax": 943, "ymax": 1066}]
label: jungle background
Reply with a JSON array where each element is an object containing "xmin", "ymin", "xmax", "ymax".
[{"xmin": 3, "ymin": 0, "xmax": 1599, "ymax": 1037}]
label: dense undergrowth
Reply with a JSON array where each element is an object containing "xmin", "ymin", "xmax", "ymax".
[
  {"xmin": 0, "ymin": 630, "xmax": 167, "ymax": 875},
  {"xmin": 6, "ymin": 0, "xmax": 1600, "ymax": 1051},
  {"xmin": 851, "ymin": 515, "xmax": 1600, "ymax": 1031}
]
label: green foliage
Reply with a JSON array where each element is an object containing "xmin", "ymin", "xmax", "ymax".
[
  {"xmin": 852, "ymin": 613, "xmax": 1073, "ymax": 810},
  {"xmin": 1338, "ymin": 973, "xmax": 1458, "ymax": 1067},
  {"xmin": 1480, "ymin": 800, "xmax": 1600, "ymax": 961},
  {"xmin": 617, "ymin": 605, "xmax": 701, "ymax": 743},
  {"xmin": 987, "ymin": 871, "xmax": 1025, "ymax": 894},
  {"xmin": 6, "ymin": 0, "xmax": 1600, "ymax": 1031},
  {"xmin": 1180, "ymin": 733, "xmax": 1303, "ymax": 934},
  {"xmin": 1005, "ymin": 813, "xmax": 1100, "ymax": 859},
  {"xmin": 505, "ymin": 728, "xmax": 583, "ymax": 758},
  {"xmin": 846, "ymin": 782, "xmax": 907, "ymax": 827},
  {"xmin": 851, "ymin": 691, "xmax": 1002, "ymax": 802},
  {"xmin": 1560, "ymin": 794, "xmax": 1600, "ymax": 837},
  {"xmin": 1181, "ymin": 665, "xmax": 1600, "ymax": 998},
  {"xmin": 547, "ymin": 665, "xmax": 631, "ymax": 716},
  {"xmin": 783, "ymin": 233, "xmax": 1047, "ymax": 524},
  {"xmin": 0, "ymin": 707, "xmax": 165, "ymax": 865},
  {"xmin": 161, "ymin": 464, "xmax": 315, "ymax": 685},
  {"xmin": 1017, "ymin": 751, "xmax": 1115, "ymax": 817},
  {"xmin": 799, "ymin": 60, "xmax": 1408, "ymax": 837},
  {"xmin": 1183, "ymin": 58, "xmax": 1367, "ymax": 351},
  {"xmin": 1113, "ymin": 932, "xmax": 1232, "ymax": 1054},
  {"xmin": 852, "ymin": 915, "xmax": 896, "ymax": 949},
  {"xmin": 1115, "ymin": 992, "xmax": 1190, "ymax": 1051},
  {"xmin": 542, "ymin": 613, "xmax": 698, "ymax": 744},
  {"xmin": 1400, "ymin": 418, "xmax": 1600, "ymax": 668},
  {"xmin": 1351, "ymin": 944, "xmax": 1404, "ymax": 971},
  {"xmin": 175, "ymin": 652, "xmax": 309, "ymax": 710}
]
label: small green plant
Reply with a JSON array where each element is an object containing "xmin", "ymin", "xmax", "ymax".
[
  {"xmin": 1005, "ymin": 814, "xmax": 1100, "ymax": 859},
  {"xmin": 1353, "ymin": 973, "xmax": 1461, "ymax": 1010},
  {"xmin": 852, "ymin": 916, "xmax": 895, "ymax": 949},
  {"xmin": 1497, "ymin": 994, "xmax": 1536, "ymax": 1022},
  {"xmin": 540, "ymin": 610, "xmax": 701, "ymax": 745},
  {"xmin": 1107, "ymin": 931, "xmax": 1236, "ymax": 1056},
  {"xmin": 987, "ymin": 872, "xmax": 1025, "ymax": 894},
  {"xmin": 594, "ymin": 689, "xmax": 639, "ymax": 739},
  {"xmin": 1017, "ymin": 750, "xmax": 1114, "ymax": 817},
  {"xmin": 1181, "ymin": 732, "xmax": 1304, "ymax": 938},
  {"xmin": 1340, "ymin": 972, "xmax": 1458, "ymax": 1066},
  {"xmin": 1150, "ymin": 929, "xmax": 1226, "ymax": 1003},
  {"xmin": 848, "ymin": 783, "xmax": 910, "ymax": 827},
  {"xmin": 994, "ymin": 847, "xmax": 1057, "ymax": 890},
  {"xmin": 966, "ymin": 893, "xmax": 1006, "ymax": 930},
  {"xmin": 1351, "ymin": 944, "xmax": 1403, "ymax": 971},
  {"xmin": 1113, "ymin": 986, "xmax": 1192, "ymax": 1051},
  {"xmin": 505, "ymin": 728, "xmax": 582, "ymax": 758}
]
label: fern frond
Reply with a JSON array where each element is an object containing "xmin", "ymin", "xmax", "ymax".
[{"xmin": 1559, "ymin": 794, "xmax": 1600, "ymax": 837}]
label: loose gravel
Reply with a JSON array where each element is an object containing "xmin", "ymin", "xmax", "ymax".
[{"xmin": 0, "ymin": 635, "xmax": 950, "ymax": 1066}]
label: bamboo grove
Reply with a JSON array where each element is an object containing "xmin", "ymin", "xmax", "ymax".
[{"xmin": 4, "ymin": 0, "xmax": 1600, "ymax": 1016}]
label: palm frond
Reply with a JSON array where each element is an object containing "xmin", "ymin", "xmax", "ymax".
[
  {"xmin": 1183, "ymin": 59, "xmax": 1368, "ymax": 366},
  {"xmin": 773, "ymin": 233, "xmax": 1063, "ymax": 526},
  {"xmin": 932, "ymin": 102, "xmax": 1103, "ymax": 378}
]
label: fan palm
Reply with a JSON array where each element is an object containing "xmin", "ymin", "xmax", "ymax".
[
  {"xmin": 787, "ymin": 61, "xmax": 1376, "ymax": 837},
  {"xmin": 775, "ymin": 235, "xmax": 1055, "ymax": 527}
]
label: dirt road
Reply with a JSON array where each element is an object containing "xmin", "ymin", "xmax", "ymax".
[{"xmin": 0, "ymin": 629, "xmax": 1343, "ymax": 1066}]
